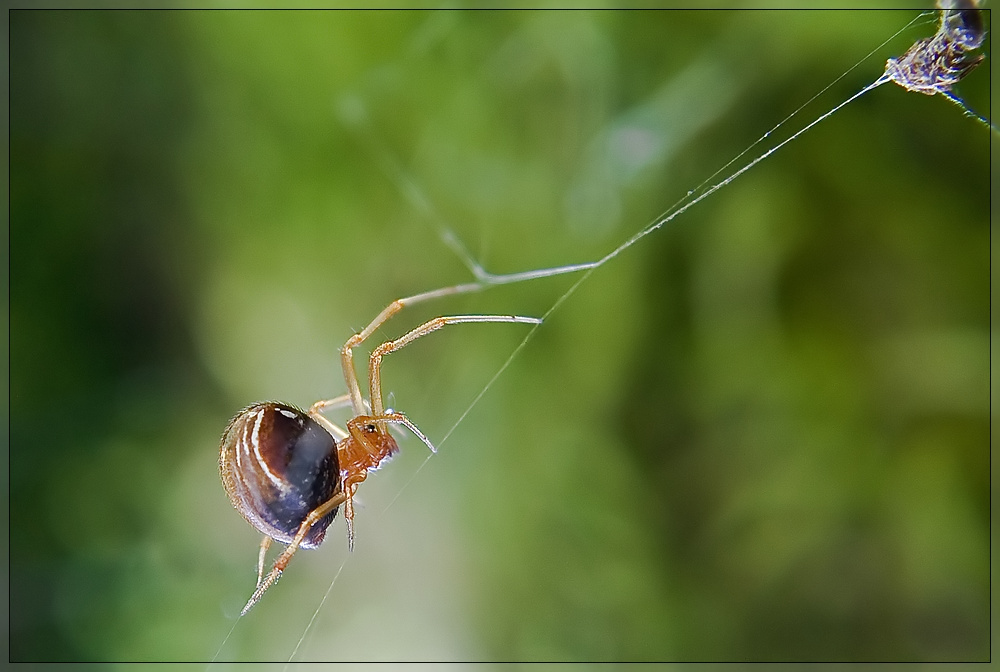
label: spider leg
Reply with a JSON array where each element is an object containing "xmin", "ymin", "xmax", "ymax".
[
  {"xmin": 255, "ymin": 535, "xmax": 272, "ymax": 589},
  {"xmin": 240, "ymin": 489, "xmax": 347, "ymax": 616},
  {"xmin": 367, "ymin": 314, "xmax": 541, "ymax": 423},
  {"xmin": 306, "ymin": 394, "xmax": 352, "ymax": 440},
  {"xmin": 340, "ymin": 286, "xmax": 543, "ymax": 418},
  {"xmin": 309, "ymin": 393, "xmax": 353, "ymax": 414},
  {"xmin": 343, "ymin": 481, "xmax": 358, "ymax": 552}
]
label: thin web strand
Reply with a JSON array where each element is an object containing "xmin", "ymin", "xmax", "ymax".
[
  {"xmin": 588, "ymin": 76, "xmax": 888, "ymax": 274},
  {"xmin": 209, "ymin": 614, "xmax": 242, "ymax": 666},
  {"xmin": 283, "ymin": 558, "xmax": 348, "ymax": 668},
  {"xmin": 674, "ymin": 11, "xmax": 935, "ymax": 212}
]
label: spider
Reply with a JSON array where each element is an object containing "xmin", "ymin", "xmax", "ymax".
[{"xmin": 219, "ymin": 289, "xmax": 540, "ymax": 615}]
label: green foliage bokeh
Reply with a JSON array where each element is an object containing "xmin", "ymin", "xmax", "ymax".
[{"xmin": 9, "ymin": 9, "xmax": 990, "ymax": 662}]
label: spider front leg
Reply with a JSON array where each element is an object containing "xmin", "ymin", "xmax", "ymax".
[{"xmin": 366, "ymin": 314, "xmax": 543, "ymax": 422}]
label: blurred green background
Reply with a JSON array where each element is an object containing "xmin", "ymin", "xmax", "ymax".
[{"xmin": 10, "ymin": 8, "xmax": 990, "ymax": 662}]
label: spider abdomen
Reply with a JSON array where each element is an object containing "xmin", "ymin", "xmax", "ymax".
[{"xmin": 219, "ymin": 402, "xmax": 341, "ymax": 548}]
